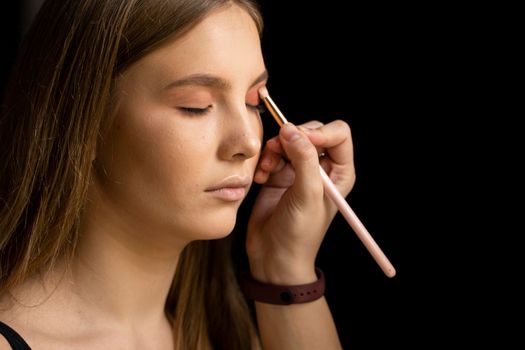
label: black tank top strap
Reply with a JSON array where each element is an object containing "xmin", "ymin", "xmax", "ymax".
[{"xmin": 0, "ymin": 321, "xmax": 31, "ymax": 350}]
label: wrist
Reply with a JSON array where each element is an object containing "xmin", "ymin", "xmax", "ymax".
[
  {"xmin": 239, "ymin": 267, "xmax": 325, "ymax": 305},
  {"xmin": 248, "ymin": 259, "xmax": 317, "ymax": 285}
]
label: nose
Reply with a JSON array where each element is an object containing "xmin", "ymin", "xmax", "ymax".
[{"xmin": 218, "ymin": 105, "xmax": 262, "ymax": 161}]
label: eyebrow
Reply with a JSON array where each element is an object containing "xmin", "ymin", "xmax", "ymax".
[{"xmin": 163, "ymin": 70, "xmax": 268, "ymax": 91}]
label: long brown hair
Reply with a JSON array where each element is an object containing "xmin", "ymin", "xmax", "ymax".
[{"xmin": 0, "ymin": 0, "xmax": 263, "ymax": 348}]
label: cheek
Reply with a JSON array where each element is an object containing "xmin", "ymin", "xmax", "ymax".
[
  {"xmin": 99, "ymin": 108, "xmax": 182, "ymax": 187},
  {"xmin": 97, "ymin": 109, "xmax": 215, "ymax": 220},
  {"xmin": 122, "ymin": 119, "xmax": 207, "ymax": 186}
]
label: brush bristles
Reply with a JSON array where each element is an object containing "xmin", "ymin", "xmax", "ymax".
[
  {"xmin": 258, "ymin": 86, "xmax": 269, "ymax": 99},
  {"xmin": 257, "ymin": 86, "xmax": 288, "ymax": 126}
]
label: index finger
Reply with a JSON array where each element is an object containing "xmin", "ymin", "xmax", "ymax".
[{"xmin": 299, "ymin": 120, "xmax": 353, "ymax": 166}]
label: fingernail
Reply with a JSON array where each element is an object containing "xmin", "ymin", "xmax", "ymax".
[{"xmin": 282, "ymin": 123, "xmax": 301, "ymax": 142}]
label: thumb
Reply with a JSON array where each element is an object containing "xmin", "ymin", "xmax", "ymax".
[{"xmin": 279, "ymin": 123, "xmax": 323, "ymax": 203}]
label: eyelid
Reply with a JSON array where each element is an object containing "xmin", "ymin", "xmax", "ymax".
[
  {"xmin": 177, "ymin": 102, "xmax": 266, "ymax": 117},
  {"xmin": 177, "ymin": 106, "xmax": 212, "ymax": 116}
]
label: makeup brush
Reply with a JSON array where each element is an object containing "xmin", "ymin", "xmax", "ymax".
[{"xmin": 258, "ymin": 86, "xmax": 396, "ymax": 278}]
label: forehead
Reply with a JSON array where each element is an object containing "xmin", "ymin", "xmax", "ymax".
[{"xmin": 120, "ymin": 5, "xmax": 265, "ymax": 91}]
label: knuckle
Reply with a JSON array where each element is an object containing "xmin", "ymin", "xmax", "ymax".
[
  {"xmin": 344, "ymin": 168, "xmax": 357, "ymax": 193},
  {"xmin": 333, "ymin": 119, "xmax": 351, "ymax": 134},
  {"xmin": 349, "ymin": 171, "xmax": 356, "ymax": 189},
  {"xmin": 302, "ymin": 120, "xmax": 324, "ymax": 129},
  {"xmin": 295, "ymin": 138, "xmax": 318, "ymax": 161}
]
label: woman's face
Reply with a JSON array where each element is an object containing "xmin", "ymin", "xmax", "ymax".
[{"xmin": 93, "ymin": 5, "xmax": 266, "ymax": 242}]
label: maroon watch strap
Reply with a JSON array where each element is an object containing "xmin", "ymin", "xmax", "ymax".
[{"xmin": 239, "ymin": 268, "xmax": 325, "ymax": 305}]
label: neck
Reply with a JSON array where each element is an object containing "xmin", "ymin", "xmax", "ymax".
[
  {"xmin": 72, "ymin": 228, "xmax": 179, "ymax": 324},
  {"xmin": 66, "ymin": 188, "xmax": 189, "ymax": 326},
  {"xmin": 1, "ymin": 190, "xmax": 184, "ymax": 346}
]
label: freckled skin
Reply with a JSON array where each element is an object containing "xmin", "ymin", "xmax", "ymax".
[{"xmin": 92, "ymin": 5, "xmax": 266, "ymax": 244}]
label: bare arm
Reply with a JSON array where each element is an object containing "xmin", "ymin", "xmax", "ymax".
[{"xmin": 255, "ymin": 295, "xmax": 342, "ymax": 349}]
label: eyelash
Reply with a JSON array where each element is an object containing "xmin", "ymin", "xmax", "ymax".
[{"xmin": 178, "ymin": 103, "xmax": 266, "ymax": 116}]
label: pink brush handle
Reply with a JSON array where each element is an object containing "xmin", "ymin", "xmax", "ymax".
[
  {"xmin": 320, "ymin": 168, "xmax": 396, "ymax": 277},
  {"xmin": 258, "ymin": 90, "xmax": 395, "ymax": 277}
]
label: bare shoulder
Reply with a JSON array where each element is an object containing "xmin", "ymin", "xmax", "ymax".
[
  {"xmin": 0, "ymin": 296, "xmax": 16, "ymax": 349},
  {"xmin": 0, "ymin": 336, "xmax": 12, "ymax": 350},
  {"xmin": 0, "ymin": 316, "xmax": 23, "ymax": 350},
  {"xmin": 0, "ymin": 335, "xmax": 11, "ymax": 350},
  {"xmin": 0, "ymin": 292, "xmax": 39, "ymax": 349}
]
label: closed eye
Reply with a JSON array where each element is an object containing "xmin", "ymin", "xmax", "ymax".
[
  {"xmin": 178, "ymin": 103, "xmax": 266, "ymax": 116},
  {"xmin": 178, "ymin": 106, "xmax": 212, "ymax": 116}
]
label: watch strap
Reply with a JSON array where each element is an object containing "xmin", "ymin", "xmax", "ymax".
[{"xmin": 239, "ymin": 267, "xmax": 325, "ymax": 305}]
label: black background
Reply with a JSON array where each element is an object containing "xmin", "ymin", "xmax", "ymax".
[
  {"xmin": 1, "ymin": 1, "xmax": 511, "ymax": 349},
  {"xmin": 252, "ymin": 3, "xmax": 519, "ymax": 349},
  {"xmin": 253, "ymin": 2, "xmax": 445, "ymax": 348},
  {"xmin": 246, "ymin": 2, "xmax": 475, "ymax": 347}
]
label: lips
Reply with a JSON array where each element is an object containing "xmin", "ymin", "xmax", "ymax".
[
  {"xmin": 205, "ymin": 176, "xmax": 250, "ymax": 201},
  {"xmin": 205, "ymin": 176, "xmax": 251, "ymax": 192}
]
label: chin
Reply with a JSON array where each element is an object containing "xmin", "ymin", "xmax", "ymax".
[
  {"xmin": 215, "ymin": 204, "xmax": 241, "ymax": 227},
  {"xmin": 163, "ymin": 204, "xmax": 241, "ymax": 241},
  {"xmin": 208, "ymin": 220, "xmax": 238, "ymax": 239},
  {"xmin": 190, "ymin": 213, "xmax": 238, "ymax": 240}
]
